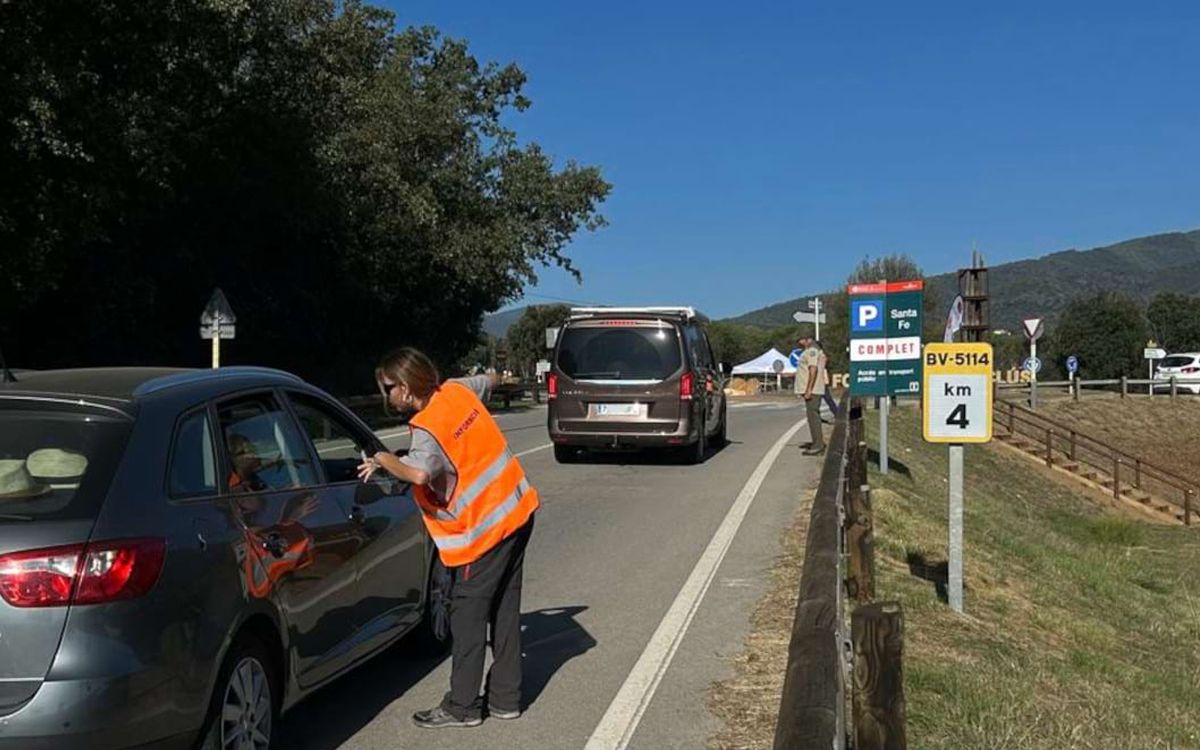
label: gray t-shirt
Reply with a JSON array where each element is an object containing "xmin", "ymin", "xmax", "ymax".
[{"xmin": 399, "ymin": 375, "xmax": 492, "ymax": 505}]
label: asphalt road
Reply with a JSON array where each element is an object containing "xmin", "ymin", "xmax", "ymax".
[{"xmin": 277, "ymin": 398, "xmax": 823, "ymax": 749}]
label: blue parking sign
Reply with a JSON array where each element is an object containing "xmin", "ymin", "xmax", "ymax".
[{"xmin": 850, "ymin": 299, "xmax": 884, "ymax": 333}]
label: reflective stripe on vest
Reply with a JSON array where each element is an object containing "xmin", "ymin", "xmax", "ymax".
[
  {"xmin": 425, "ymin": 447, "xmax": 516, "ymax": 522},
  {"xmin": 410, "ymin": 382, "xmax": 539, "ymax": 566},
  {"xmin": 435, "ymin": 479, "xmax": 532, "ymax": 550}
]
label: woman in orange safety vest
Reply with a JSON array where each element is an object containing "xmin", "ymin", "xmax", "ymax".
[{"xmin": 357, "ymin": 347, "xmax": 538, "ymax": 729}]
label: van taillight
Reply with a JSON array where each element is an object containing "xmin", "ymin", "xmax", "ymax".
[
  {"xmin": 1183, "ymin": 367, "xmax": 1200, "ymax": 374},
  {"xmin": 547, "ymin": 374, "xmax": 558, "ymax": 400},
  {"xmin": 680, "ymin": 372, "xmax": 694, "ymax": 401},
  {"xmin": 0, "ymin": 538, "xmax": 166, "ymax": 608}
]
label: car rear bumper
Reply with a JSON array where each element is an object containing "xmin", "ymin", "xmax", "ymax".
[
  {"xmin": 549, "ymin": 419, "xmax": 698, "ymax": 448},
  {"xmin": 0, "ymin": 673, "xmax": 198, "ymax": 750}
]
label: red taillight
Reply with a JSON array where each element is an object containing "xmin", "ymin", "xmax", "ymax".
[
  {"xmin": 547, "ymin": 373, "xmax": 558, "ymax": 400},
  {"xmin": 1182, "ymin": 367, "xmax": 1200, "ymax": 374},
  {"xmin": 680, "ymin": 372, "xmax": 694, "ymax": 401},
  {"xmin": 0, "ymin": 538, "xmax": 165, "ymax": 608}
]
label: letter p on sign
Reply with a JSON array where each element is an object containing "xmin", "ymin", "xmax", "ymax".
[{"xmin": 852, "ymin": 299, "xmax": 884, "ymax": 332}]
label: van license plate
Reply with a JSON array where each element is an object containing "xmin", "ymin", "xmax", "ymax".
[{"xmin": 596, "ymin": 403, "xmax": 640, "ymax": 416}]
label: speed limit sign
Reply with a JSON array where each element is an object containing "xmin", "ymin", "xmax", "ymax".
[{"xmin": 923, "ymin": 343, "xmax": 993, "ymax": 443}]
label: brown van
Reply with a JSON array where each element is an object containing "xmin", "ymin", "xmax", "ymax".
[{"xmin": 547, "ymin": 307, "xmax": 728, "ymax": 463}]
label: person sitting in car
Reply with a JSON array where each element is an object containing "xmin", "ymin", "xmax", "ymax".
[{"xmin": 227, "ymin": 434, "xmax": 270, "ymax": 493}]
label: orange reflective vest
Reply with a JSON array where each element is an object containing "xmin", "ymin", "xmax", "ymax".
[{"xmin": 409, "ymin": 382, "xmax": 539, "ymax": 567}]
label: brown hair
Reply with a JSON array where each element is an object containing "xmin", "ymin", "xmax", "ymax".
[{"xmin": 376, "ymin": 347, "xmax": 440, "ymax": 408}]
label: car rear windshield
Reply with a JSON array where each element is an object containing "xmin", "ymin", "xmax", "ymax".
[
  {"xmin": 556, "ymin": 321, "xmax": 683, "ymax": 381},
  {"xmin": 0, "ymin": 404, "xmax": 132, "ymax": 521},
  {"xmin": 1160, "ymin": 356, "xmax": 1196, "ymax": 368}
]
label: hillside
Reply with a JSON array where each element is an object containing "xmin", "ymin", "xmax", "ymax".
[
  {"xmin": 482, "ymin": 306, "xmax": 528, "ymax": 338},
  {"xmin": 728, "ymin": 229, "xmax": 1200, "ymax": 329}
]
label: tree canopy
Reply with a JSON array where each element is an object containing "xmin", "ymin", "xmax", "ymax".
[
  {"xmin": 0, "ymin": 0, "xmax": 610, "ymax": 390},
  {"xmin": 506, "ymin": 304, "xmax": 570, "ymax": 377},
  {"xmin": 1051, "ymin": 292, "xmax": 1148, "ymax": 380}
]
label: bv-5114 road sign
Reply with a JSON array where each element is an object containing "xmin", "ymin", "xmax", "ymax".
[{"xmin": 923, "ymin": 343, "xmax": 993, "ymax": 444}]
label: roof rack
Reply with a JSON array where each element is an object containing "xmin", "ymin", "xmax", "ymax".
[
  {"xmin": 133, "ymin": 366, "xmax": 305, "ymax": 397},
  {"xmin": 569, "ymin": 306, "xmax": 697, "ymax": 319}
]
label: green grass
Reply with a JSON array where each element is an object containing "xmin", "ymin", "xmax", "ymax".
[{"xmin": 865, "ymin": 406, "xmax": 1200, "ymax": 750}]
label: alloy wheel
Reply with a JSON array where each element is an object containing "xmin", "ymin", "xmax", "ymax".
[{"xmin": 220, "ymin": 657, "xmax": 272, "ymax": 750}]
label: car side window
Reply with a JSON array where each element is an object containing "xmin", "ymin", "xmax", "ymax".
[
  {"xmin": 702, "ymin": 330, "xmax": 718, "ymax": 370},
  {"xmin": 687, "ymin": 325, "xmax": 711, "ymax": 368},
  {"xmin": 216, "ymin": 393, "xmax": 318, "ymax": 493},
  {"xmin": 168, "ymin": 409, "xmax": 217, "ymax": 499},
  {"xmin": 287, "ymin": 392, "xmax": 378, "ymax": 484}
]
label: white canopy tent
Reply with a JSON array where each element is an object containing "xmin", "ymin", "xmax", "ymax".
[{"xmin": 731, "ymin": 347, "xmax": 796, "ymax": 375}]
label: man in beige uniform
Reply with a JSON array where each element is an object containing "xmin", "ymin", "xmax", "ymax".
[{"xmin": 793, "ymin": 334, "xmax": 826, "ymax": 455}]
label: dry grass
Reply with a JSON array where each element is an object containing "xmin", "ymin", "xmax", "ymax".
[
  {"xmin": 708, "ymin": 403, "xmax": 1200, "ymax": 750},
  {"xmin": 1034, "ymin": 393, "xmax": 1200, "ymax": 486},
  {"xmin": 707, "ymin": 490, "xmax": 814, "ymax": 750},
  {"xmin": 874, "ymin": 408, "xmax": 1200, "ymax": 750}
]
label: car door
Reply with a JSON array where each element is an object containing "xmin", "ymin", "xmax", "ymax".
[
  {"xmin": 214, "ymin": 391, "xmax": 362, "ymax": 688},
  {"xmin": 687, "ymin": 324, "xmax": 721, "ymax": 431},
  {"xmin": 284, "ymin": 390, "xmax": 427, "ymax": 646}
]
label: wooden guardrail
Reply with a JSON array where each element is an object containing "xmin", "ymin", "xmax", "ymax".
[
  {"xmin": 997, "ymin": 376, "xmax": 1198, "ymax": 400},
  {"xmin": 995, "ymin": 397, "xmax": 1197, "ymax": 524},
  {"xmin": 774, "ymin": 397, "xmax": 906, "ymax": 750}
]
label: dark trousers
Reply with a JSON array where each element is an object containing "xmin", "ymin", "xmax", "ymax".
[
  {"xmin": 804, "ymin": 396, "xmax": 825, "ymax": 449},
  {"xmin": 822, "ymin": 390, "xmax": 838, "ymax": 416},
  {"xmin": 442, "ymin": 514, "xmax": 535, "ymax": 719}
]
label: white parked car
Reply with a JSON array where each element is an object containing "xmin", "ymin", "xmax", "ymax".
[{"xmin": 1154, "ymin": 352, "xmax": 1200, "ymax": 394}]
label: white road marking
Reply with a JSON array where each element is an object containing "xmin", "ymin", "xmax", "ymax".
[
  {"xmin": 515, "ymin": 443, "xmax": 552, "ymax": 458},
  {"xmin": 584, "ymin": 417, "xmax": 809, "ymax": 750}
]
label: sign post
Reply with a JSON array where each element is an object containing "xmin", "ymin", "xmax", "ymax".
[
  {"xmin": 1022, "ymin": 317, "xmax": 1044, "ymax": 409},
  {"xmin": 200, "ymin": 289, "xmax": 237, "ymax": 369},
  {"xmin": 923, "ymin": 342, "xmax": 994, "ymax": 614},
  {"xmin": 1144, "ymin": 341, "xmax": 1166, "ymax": 395},
  {"xmin": 792, "ymin": 306, "xmax": 826, "ymax": 337},
  {"xmin": 849, "ymin": 280, "xmax": 925, "ymax": 475}
]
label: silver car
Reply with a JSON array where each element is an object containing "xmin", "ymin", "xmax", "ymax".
[{"xmin": 0, "ymin": 367, "xmax": 435, "ymax": 749}]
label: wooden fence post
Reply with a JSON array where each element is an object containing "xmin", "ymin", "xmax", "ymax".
[
  {"xmin": 852, "ymin": 601, "xmax": 907, "ymax": 750},
  {"xmin": 1121, "ymin": 376, "xmax": 1128, "ymax": 398},
  {"xmin": 847, "ymin": 484, "xmax": 875, "ymax": 603},
  {"xmin": 1171, "ymin": 377, "xmax": 1177, "ymax": 399}
]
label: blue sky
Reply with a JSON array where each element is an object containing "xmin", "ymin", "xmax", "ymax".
[{"xmin": 384, "ymin": 1, "xmax": 1200, "ymax": 319}]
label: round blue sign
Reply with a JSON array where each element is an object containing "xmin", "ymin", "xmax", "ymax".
[
  {"xmin": 1023, "ymin": 356, "xmax": 1042, "ymax": 373},
  {"xmin": 1066, "ymin": 355, "xmax": 1079, "ymax": 374}
]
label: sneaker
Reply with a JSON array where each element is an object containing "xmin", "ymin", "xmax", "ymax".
[
  {"xmin": 490, "ymin": 707, "xmax": 522, "ymax": 720},
  {"xmin": 802, "ymin": 446, "xmax": 826, "ymax": 456},
  {"xmin": 412, "ymin": 706, "xmax": 483, "ymax": 729}
]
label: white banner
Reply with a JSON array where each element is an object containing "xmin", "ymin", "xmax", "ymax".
[{"xmin": 850, "ymin": 336, "xmax": 922, "ymax": 362}]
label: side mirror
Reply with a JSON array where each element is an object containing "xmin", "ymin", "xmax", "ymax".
[
  {"xmin": 719, "ymin": 362, "xmax": 731, "ymax": 377},
  {"xmin": 545, "ymin": 327, "xmax": 560, "ymax": 350}
]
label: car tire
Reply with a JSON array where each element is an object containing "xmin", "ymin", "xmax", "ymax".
[
  {"xmin": 713, "ymin": 403, "xmax": 728, "ymax": 447},
  {"xmin": 198, "ymin": 634, "xmax": 279, "ymax": 750},
  {"xmin": 683, "ymin": 417, "xmax": 706, "ymax": 465},
  {"xmin": 554, "ymin": 444, "xmax": 580, "ymax": 464},
  {"xmin": 411, "ymin": 558, "xmax": 452, "ymax": 653}
]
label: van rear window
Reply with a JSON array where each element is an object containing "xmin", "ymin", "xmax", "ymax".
[
  {"xmin": 0, "ymin": 405, "xmax": 131, "ymax": 521},
  {"xmin": 556, "ymin": 323, "xmax": 683, "ymax": 381}
]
